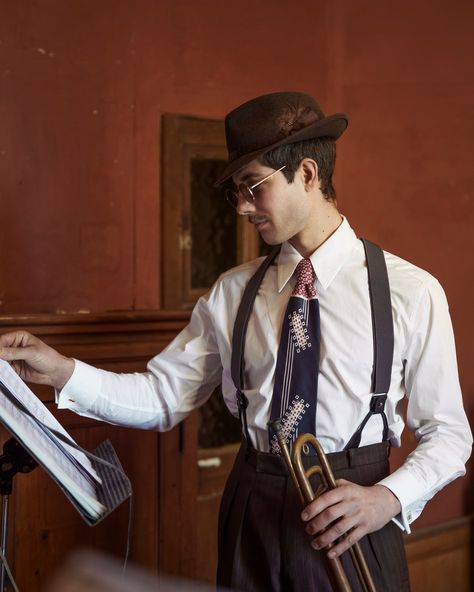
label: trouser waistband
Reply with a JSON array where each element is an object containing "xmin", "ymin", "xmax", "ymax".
[{"xmin": 244, "ymin": 441, "xmax": 390, "ymax": 476}]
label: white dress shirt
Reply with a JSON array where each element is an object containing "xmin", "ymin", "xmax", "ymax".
[{"xmin": 58, "ymin": 217, "xmax": 472, "ymax": 530}]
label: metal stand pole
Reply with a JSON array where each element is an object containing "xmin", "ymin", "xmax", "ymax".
[
  {"xmin": 0, "ymin": 494, "xmax": 9, "ymax": 591},
  {"xmin": 0, "ymin": 438, "xmax": 38, "ymax": 591}
]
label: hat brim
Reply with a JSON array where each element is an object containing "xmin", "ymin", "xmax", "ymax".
[{"xmin": 214, "ymin": 113, "xmax": 348, "ymax": 187}]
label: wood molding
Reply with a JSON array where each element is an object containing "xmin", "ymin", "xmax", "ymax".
[
  {"xmin": 404, "ymin": 515, "xmax": 473, "ymax": 591},
  {"xmin": 0, "ymin": 311, "xmax": 190, "ymax": 366},
  {"xmin": 0, "ymin": 310, "xmax": 190, "ymax": 332}
]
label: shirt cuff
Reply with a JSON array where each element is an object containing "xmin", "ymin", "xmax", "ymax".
[
  {"xmin": 56, "ymin": 359, "xmax": 102, "ymax": 414},
  {"xmin": 378, "ymin": 467, "xmax": 428, "ymax": 533},
  {"xmin": 391, "ymin": 510, "xmax": 411, "ymax": 534}
]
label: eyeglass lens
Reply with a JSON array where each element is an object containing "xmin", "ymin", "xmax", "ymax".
[
  {"xmin": 225, "ymin": 184, "xmax": 254, "ymax": 208},
  {"xmin": 224, "ymin": 165, "xmax": 285, "ymax": 208}
]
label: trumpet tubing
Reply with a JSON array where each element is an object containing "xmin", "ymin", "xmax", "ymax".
[{"xmin": 268, "ymin": 420, "xmax": 376, "ymax": 592}]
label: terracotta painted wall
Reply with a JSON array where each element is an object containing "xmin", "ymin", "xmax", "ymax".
[{"xmin": 0, "ymin": 0, "xmax": 473, "ymax": 528}]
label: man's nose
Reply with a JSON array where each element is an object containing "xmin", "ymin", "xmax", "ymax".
[{"xmin": 235, "ymin": 195, "xmax": 255, "ymax": 216}]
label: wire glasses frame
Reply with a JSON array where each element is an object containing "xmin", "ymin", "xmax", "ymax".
[{"xmin": 225, "ymin": 165, "xmax": 286, "ymax": 208}]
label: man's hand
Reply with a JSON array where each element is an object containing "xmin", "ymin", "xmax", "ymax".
[
  {"xmin": 0, "ymin": 331, "xmax": 74, "ymax": 389},
  {"xmin": 301, "ymin": 480, "xmax": 401, "ymax": 558}
]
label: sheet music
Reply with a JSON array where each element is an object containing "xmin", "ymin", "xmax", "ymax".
[
  {"xmin": 0, "ymin": 360, "xmax": 100, "ymax": 482},
  {"xmin": 0, "ymin": 360, "xmax": 105, "ymax": 520}
]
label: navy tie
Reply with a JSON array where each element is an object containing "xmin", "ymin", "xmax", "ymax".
[{"xmin": 269, "ymin": 258, "xmax": 320, "ymax": 454}]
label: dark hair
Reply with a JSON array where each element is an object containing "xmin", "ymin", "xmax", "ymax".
[{"xmin": 259, "ymin": 137, "xmax": 337, "ymax": 201}]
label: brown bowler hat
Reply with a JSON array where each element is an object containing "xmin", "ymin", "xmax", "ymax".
[{"xmin": 215, "ymin": 91, "xmax": 348, "ymax": 186}]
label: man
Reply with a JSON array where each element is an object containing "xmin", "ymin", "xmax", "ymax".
[{"xmin": 0, "ymin": 92, "xmax": 472, "ymax": 591}]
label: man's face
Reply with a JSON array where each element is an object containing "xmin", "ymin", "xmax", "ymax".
[{"xmin": 230, "ymin": 160, "xmax": 313, "ymax": 245}]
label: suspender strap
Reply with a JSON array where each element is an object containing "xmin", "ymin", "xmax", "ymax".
[
  {"xmin": 361, "ymin": 239, "xmax": 394, "ymax": 395},
  {"xmin": 231, "ymin": 246, "xmax": 281, "ymax": 443},
  {"xmin": 344, "ymin": 239, "xmax": 394, "ymax": 450}
]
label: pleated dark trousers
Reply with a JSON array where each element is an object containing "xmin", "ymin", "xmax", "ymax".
[{"xmin": 217, "ymin": 440, "xmax": 410, "ymax": 592}]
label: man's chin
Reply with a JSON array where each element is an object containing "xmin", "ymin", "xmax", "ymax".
[
  {"xmin": 254, "ymin": 222, "xmax": 287, "ymax": 245},
  {"xmin": 258, "ymin": 231, "xmax": 282, "ymax": 246}
]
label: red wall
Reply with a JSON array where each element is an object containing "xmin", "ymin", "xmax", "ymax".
[{"xmin": 0, "ymin": 0, "xmax": 473, "ymax": 528}]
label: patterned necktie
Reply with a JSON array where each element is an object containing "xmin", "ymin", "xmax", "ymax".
[{"xmin": 269, "ymin": 258, "xmax": 320, "ymax": 454}]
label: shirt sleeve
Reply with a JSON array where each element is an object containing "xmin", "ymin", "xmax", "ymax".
[
  {"xmin": 57, "ymin": 290, "xmax": 223, "ymax": 431},
  {"xmin": 378, "ymin": 277, "xmax": 472, "ymax": 528}
]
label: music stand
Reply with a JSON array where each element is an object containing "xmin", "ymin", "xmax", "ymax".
[
  {"xmin": 0, "ymin": 438, "xmax": 38, "ymax": 591},
  {"xmin": 0, "ymin": 360, "xmax": 132, "ymax": 590}
]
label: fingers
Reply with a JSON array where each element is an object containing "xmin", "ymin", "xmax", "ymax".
[
  {"xmin": 310, "ymin": 514, "xmax": 360, "ymax": 554},
  {"xmin": 324, "ymin": 526, "xmax": 365, "ymax": 559},
  {"xmin": 305, "ymin": 496, "xmax": 362, "ymax": 556},
  {"xmin": 300, "ymin": 482, "xmax": 401, "ymax": 558},
  {"xmin": 301, "ymin": 483, "xmax": 371, "ymax": 558},
  {"xmin": 0, "ymin": 344, "xmax": 36, "ymax": 362},
  {"xmin": 304, "ymin": 494, "xmax": 348, "ymax": 536},
  {"xmin": 0, "ymin": 331, "xmax": 40, "ymax": 362},
  {"xmin": 10, "ymin": 360, "xmax": 23, "ymax": 376},
  {"xmin": 0, "ymin": 331, "xmax": 38, "ymax": 349},
  {"xmin": 0, "ymin": 331, "xmax": 75, "ymax": 388},
  {"xmin": 0, "ymin": 331, "xmax": 42, "ymax": 364},
  {"xmin": 301, "ymin": 484, "xmax": 347, "ymax": 522}
]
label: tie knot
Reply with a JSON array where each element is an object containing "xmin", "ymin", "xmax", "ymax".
[{"xmin": 293, "ymin": 259, "xmax": 317, "ymax": 299}]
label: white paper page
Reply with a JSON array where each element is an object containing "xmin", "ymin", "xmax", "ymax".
[
  {"xmin": 0, "ymin": 380, "xmax": 105, "ymax": 519},
  {"xmin": 0, "ymin": 359, "xmax": 100, "ymax": 483}
]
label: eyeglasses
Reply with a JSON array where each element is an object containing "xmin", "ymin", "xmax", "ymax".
[{"xmin": 225, "ymin": 165, "xmax": 286, "ymax": 208}]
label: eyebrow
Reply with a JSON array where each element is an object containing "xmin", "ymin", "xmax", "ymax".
[{"xmin": 236, "ymin": 172, "xmax": 259, "ymax": 185}]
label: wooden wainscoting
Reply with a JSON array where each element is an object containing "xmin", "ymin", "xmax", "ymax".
[
  {"xmin": 0, "ymin": 311, "xmax": 190, "ymax": 592},
  {"xmin": 405, "ymin": 515, "xmax": 472, "ymax": 592}
]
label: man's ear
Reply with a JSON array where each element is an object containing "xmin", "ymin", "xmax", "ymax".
[{"xmin": 299, "ymin": 158, "xmax": 319, "ymax": 190}]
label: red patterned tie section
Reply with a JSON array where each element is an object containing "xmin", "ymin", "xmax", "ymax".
[{"xmin": 292, "ymin": 259, "xmax": 317, "ymax": 299}]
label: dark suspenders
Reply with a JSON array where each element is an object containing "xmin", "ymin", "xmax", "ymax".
[
  {"xmin": 230, "ymin": 239, "xmax": 394, "ymax": 450},
  {"xmin": 344, "ymin": 239, "xmax": 394, "ymax": 449},
  {"xmin": 231, "ymin": 245, "xmax": 281, "ymax": 443}
]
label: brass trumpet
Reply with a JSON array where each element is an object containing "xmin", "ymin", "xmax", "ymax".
[{"xmin": 268, "ymin": 419, "xmax": 376, "ymax": 592}]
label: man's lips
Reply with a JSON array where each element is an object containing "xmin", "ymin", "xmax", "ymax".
[{"xmin": 249, "ymin": 216, "xmax": 269, "ymax": 228}]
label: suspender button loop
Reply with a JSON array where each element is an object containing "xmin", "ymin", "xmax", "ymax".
[
  {"xmin": 370, "ymin": 394, "xmax": 387, "ymax": 413},
  {"xmin": 236, "ymin": 389, "xmax": 249, "ymax": 410}
]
